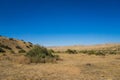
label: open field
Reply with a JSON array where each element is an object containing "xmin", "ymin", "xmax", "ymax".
[
  {"xmin": 0, "ymin": 36, "xmax": 120, "ymax": 80},
  {"xmin": 0, "ymin": 53, "xmax": 120, "ymax": 80},
  {"xmin": 48, "ymin": 44, "xmax": 120, "ymax": 51}
]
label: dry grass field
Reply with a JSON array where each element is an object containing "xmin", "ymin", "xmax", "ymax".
[
  {"xmin": 48, "ymin": 44, "xmax": 120, "ymax": 52},
  {"xmin": 0, "ymin": 36, "xmax": 120, "ymax": 80},
  {"xmin": 0, "ymin": 53, "xmax": 120, "ymax": 80}
]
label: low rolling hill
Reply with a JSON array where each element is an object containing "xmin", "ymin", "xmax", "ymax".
[{"xmin": 0, "ymin": 36, "xmax": 33, "ymax": 54}]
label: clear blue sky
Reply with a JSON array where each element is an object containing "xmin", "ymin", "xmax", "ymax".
[{"xmin": 0, "ymin": 0, "xmax": 120, "ymax": 46}]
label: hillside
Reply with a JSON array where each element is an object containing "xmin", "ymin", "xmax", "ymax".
[
  {"xmin": 0, "ymin": 36, "xmax": 120, "ymax": 80},
  {"xmin": 0, "ymin": 36, "xmax": 59, "ymax": 64},
  {"xmin": 0, "ymin": 36, "xmax": 33, "ymax": 54}
]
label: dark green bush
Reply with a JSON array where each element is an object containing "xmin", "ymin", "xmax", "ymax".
[
  {"xmin": 109, "ymin": 51, "xmax": 116, "ymax": 55},
  {"xmin": 79, "ymin": 50, "xmax": 88, "ymax": 53},
  {"xmin": 0, "ymin": 44, "xmax": 12, "ymax": 50},
  {"xmin": 66, "ymin": 49, "xmax": 77, "ymax": 54},
  {"xmin": 9, "ymin": 38, "xmax": 14, "ymax": 40},
  {"xmin": 23, "ymin": 42, "xmax": 26, "ymax": 44},
  {"xmin": 19, "ymin": 49, "xmax": 26, "ymax": 53},
  {"xmin": 26, "ymin": 46, "xmax": 30, "ymax": 48},
  {"xmin": 54, "ymin": 51, "xmax": 61, "ymax": 53},
  {"xmin": 26, "ymin": 45, "xmax": 59, "ymax": 63},
  {"xmin": 87, "ymin": 50, "xmax": 95, "ymax": 55},
  {"xmin": 79, "ymin": 50, "xmax": 106, "ymax": 56},
  {"xmin": 48, "ymin": 49, "xmax": 55, "ymax": 53},
  {"xmin": 0, "ymin": 47, "xmax": 5, "ymax": 53},
  {"xmin": 10, "ymin": 50, "xmax": 15, "ymax": 54},
  {"xmin": 16, "ymin": 46, "xmax": 22, "ymax": 49},
  {"xmin": 28, "ymin": 42, "xmax": 33, "ymax": 45},
  {"xmin": 29, "ymin": 44, "xmax": 33, "ymax": 47},
  {"xmin": 22, "ymin": 40, "xmax": 26, "ymax": 44},
  {"xmin": 95, "ymin": 51, "xmax": 105, "ymax": 56}
]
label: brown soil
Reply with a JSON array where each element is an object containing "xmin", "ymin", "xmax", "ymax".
[{"xmin": 0, "ymin": 53, "xmax": 120, "ymax": 80}]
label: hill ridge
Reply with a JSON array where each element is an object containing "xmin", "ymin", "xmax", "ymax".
[{"xmin": 0, "ymin": 36, "xmax": 33, "ymax": 53}]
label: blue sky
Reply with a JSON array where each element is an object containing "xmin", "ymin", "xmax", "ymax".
[{"xmin": 0, "ymin": 0, "xmax": 120, "ymax": 46}]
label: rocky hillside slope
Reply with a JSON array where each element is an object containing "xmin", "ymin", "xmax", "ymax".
[{"xmin": 0, "ymin": 36, "xmax": 33, "ymax": 54}]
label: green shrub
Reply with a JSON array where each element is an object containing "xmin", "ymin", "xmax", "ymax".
[
  {"xmin": 86, "ymin": 50, "xmax": 95, "ymax": 55},
  {"xmin": 16, "ymin": 46, "xmax": 22, "ymax": 49},
  {"xmin": 79, "ymin": 50, "xmax": 106, "ymax": 56},
  {"xmin": 26, "ymin": 46, "xmax": 30, "ymax": 48},
  {"xmin": 79, "ymin": 50, "xmax": 88, "ymax": 53},
  {"xmin": 48, "ymin": 49, "xmax": 55, "ymax": 53},
  {"xmin": 0, "ymin": 44, "xmax": 12, "ymax": 50},
  {"xmin": 19, "ymin": 49, "xmax": 26, "ymax": 53},
  {"xmin": 95, "ymin": 51, "xmax": 105, "ymax": 56},
  {"xmin": 66, "ymin": 49, "xmax": 77, "ymax": 54},
  {"xmin": 10, "ymin": 50, "xmax": 15, "ymax": 54},
  {"xmin": 28, "ymin": 42, "xmax": 33, "ymax": 45},
  {"xmin": 109, "ymin": 51, "xmax": 116, "ymax": 55},
  {"xmin": 55, "ymin": 51, "xmax": 64, "ymax": 53},
  {"xmin": 0, "ymin": 47, "xmax": 5, "ymax": 53},
  {"xmin": 26, "ymin": 45, "xmax": 59, "ymax": 63},
  {"xmin": 22, "ymin": 40, "xmax": 26, "ymax": 44},
  {"xmin": 23, "ymin": 42, "xmax": 26, "ymax": 44},
  {"xmin": 9, "ymin": 38, "xmax": 14, "ymax": 40},
  {"xmin": 29, "ymin": 44, "xmax": 33, "ymax": 47}
]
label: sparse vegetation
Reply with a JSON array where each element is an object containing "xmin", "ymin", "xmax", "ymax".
[
  {"xmin": 79, "ymin": 50, "xmax": 88, "ymax": 53},
  {"xmin": 9, "ymin": 38, "xmax": 14, "ymax": 40},
  {"xmin": 0, "ymin": 47, "xmax": 5, "ymax": 53},
  {"xmin": 78, "ymin": 48, "xmax": 120, "ymax": 56},
  {"xmin": 65, "ymin": 49, "xmax": 77, "ymax": 54},
  {"xmin": 0, "ymin": 36, "xmax": 120, "ymax": 80},
  {"xmin": 0, "ymin": 36, "xmax": 34, "ymax": 54},
  {"xmin": 29, "ymin": 44, "xmax": 33, "ymax": 47},
  {"xmin": 26, "ymin": 45, "xmax": 59, "ymax": 63},
  {"xmin": 28, "ymin": 42, "xmax": 33, "ymax": 47},
  {"xmin": 54, "ymin": 51, "xmax": 63, "ymax": 53},
  {"xmin": 78, "ymin": 50, "xmax": 106, "ymax": 55},
  {"xmin": 48, "ymin": 49, "xmax": 55, "ymax": 53},
  {"xmin": 21, "ymin": 40, "xmax": 24, "ymax": 42},
  {"xmin": 16, "ymin": 46, "xmax": 22, "ymax": 49},
  {"xmin": 28, "ymin": 42, "xmax": 32, "ymax": 45},
  {"xmin": 10, "ymin": 50, "xmax": 15, "ymax": 54},
  {"xmin": 18, "ymin": 49, "xmax": 26, "ymax": 53},
  {"xmin": 21, "ymin": 40, "xmax": 26, "ymax": 44},
  {"xmin": 26, "ymin": 46, "xmax": 30, "ymax": 48},
  {"xmin": 23, "ymin": 42, "xmax": 26, "ymax": 44},
  {"xmin": 0, "ymin": 44, "xmax": 12, "ymax": 50}
]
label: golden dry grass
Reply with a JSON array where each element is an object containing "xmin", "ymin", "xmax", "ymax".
[
  {"xmin": 0, "ymin": 36, "xmax": 33, "ymax": 53},
  {"xmin": 48, "ymin": 44, "xmax": 120, "ymax": 51},
  {"xmin": 0, "ymin": 53, "xmax": 120, "ymax": 80}
]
